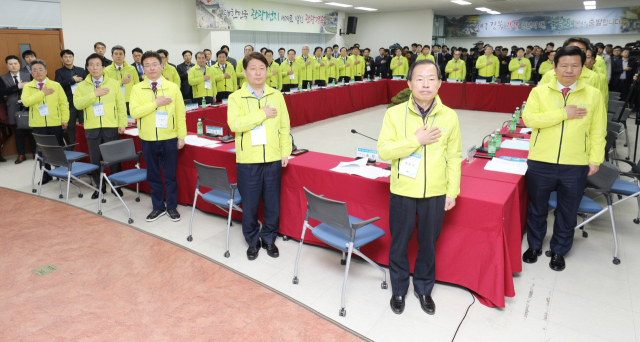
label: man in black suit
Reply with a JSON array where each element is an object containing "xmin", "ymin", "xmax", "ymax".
[
  {"xmin": 275, "ymin": 47, "xmax": 287, "ymax": 64},
  {"xmin": 1, "ymin": 55, "xmax": 34, "ymax": 163},
  {"xmin": 432, "ymin": 45, "xmax": 446, "ymax": 79},
  {"xmin": 375, "ymin": 47, "xmax": 391, "ymax": 79},
  {"xmin": 498, "ymin": 47, "xmax": 511, "ymax": 83},
  {"xmin": 529, "ymin": 47, "xmax": 544, "ymax": 83},
  {"xmin": 93, "ymin": 42, "xmax": 113, "ymax": 65},
  {"xmin": 21, "ymin": 50, "xmax": 37, "ymax": 75},
  {"xmin": 410, "ymin": 44, "xmax": 422, "ymax": 64},
  {"xmin": 363, "ymin": 48, "xmax": 376, "ymax": 79},
  {"xmin": 54, "ymin": 49, "xmax": 86, "ymax": 148},
  {"xmin": 131, "ymin": 47, "xmax": 145, "ymax": 81},
  {"xmin": 177, "ymin": 50, "xmax": 195, "ymax": 100},
  {"xmin": 612, "ymin": 47, "xmax": 638, "ymax": 99}
]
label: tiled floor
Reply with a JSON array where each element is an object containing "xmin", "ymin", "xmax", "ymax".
[{"xmin": 1, "ymin": 104, "xmax": 639, "ymax": 342}]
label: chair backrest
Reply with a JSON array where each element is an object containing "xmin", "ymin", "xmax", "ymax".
[
  {"xmin": 604, "ymin": 130, "xmax": 617, "ymax": 160},
  {"xmin": 32, "ymin": 133, "xmax": 60, "ymax": 152},
  {"xmin": 607, "ymin": 121, "xmax": 622, "ymax": 133},
  {"xmin": 99, "ymin": 139, "xmax": 138, "ymax": 164},
  {"xmin": 194, "ymin": 161, "xmax": 232, "ymax": 195},
  {"xmin": 303, "ymin": 187, "xmax": 352, "ymax": 237},
  {"xmin": 587, "ymin": 162, "xmax": 618, "ymax": 191},
  {"xmin": 38, "ymin": 144, "xmax": 69, "ymax": 167},
  {"xmin": 609, "ymin": 92, "xmax": 621, "ymax": 100},
  {"xmin": 184, "ymin": 99, "xmax": 193, "ymax": 104},
  {"xmin": 620, "ymin": 108, "xmax": 632, "ymax": 122}
]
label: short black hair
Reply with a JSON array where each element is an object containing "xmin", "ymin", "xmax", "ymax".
[
  {"xmin": 417, "ymin": 44, "xmax": 423, "ymax": 48},
  {"xmin": 203, "ymin": 49, "xmax": 212, "ymax": 54},
  {"xmin": 379, "ymin": 47, "xmax": 385, "ymax": 50},
  {"xmin": 244, "ymin": 45, "xmax": 254, "ymax": 51},
  {"xmin": 111, "ymin": 45, "xmax": 125, "ymax": 55},
  {"xmin": 94, "ymin": 42, "xmax": 106, "ymax": 49},
  {"xmin": 60, "ymin": 49, "xmax": 74, "ymax": 57},
  {"xmin": 86, "ymin": 53, "xmax": 107, "ymax": 67},
  {"xmin": 411, "ymin": 43, "xmax": 417, "ymax": 47},
  {"xmin": 221, "ymin": 45, "xmax": 230, "ymax": 51},
  {"xmin": 314, "ymin": 46, "xmax": 323, "ymax": 53},
  {"xmin": 288, "ymin": 49, "xmax": 296, "ymax": 54},
  {"xmin": 182, "ymin": 50, "xmax": 192, "ymax": 57},
  {"xmin": 5, "ymin": 55, "xmax": 20, "ymax": 64},
  {"xmin": 132, "ymin": 47, "xmax": 143, "ymax": 55},
  {"xmin": 340, "ymin": 47, "xmax": 347, "ymax": 52},
  {"xmin": 554, "ymin": 46, "xmax": 586, "ymax": 68},
  {"xmin": 595, "ymin": 43, "xmax": 605, "ymax": 49},
  {"xmin": 260, "ymin": 47, "xmax": 267, "ymax": 53},
  {"xmin": 242, "ymin": 52, "xmax": 268, "ymax": 70},
  {"xmin": 278, "ymin": 47, "xmax": 285, "ymax": 52},
  {"xmin": 364, "ymin": 48, "xmax": 370, "ymax": 53},
  {"xmin": 385, "ymin": 49, "xmax": 390, "ymax": 54},
  {"xmin": 502, "ymin": 48, "xmax": 509, "ymax": 52},
  {"xmin": 605, "ymin": 44, "xmax": 613, "ymax": 47},
  {"xmin": 517, "ymin": 47, "xmax": 525, "ymax": 52},
  {"xmin": 156, "ymin": 49, "xmax": 169, "ymax": 57},
  {"xmin": 216, "ymin": 50, "xmax": 227, "ymax": 58},
  {"xmin": 333, "ymin": 44, "xmax": 339, "ymax": 48},
  {"xmin": 423, "ymin": 45, "xmax": 431, "ymax": 50},
  {"xmin": 265, "ymin": 49, "xmax": 274, "ymax": 56},
  {"xmin": 563, "ymin": 37, "xmax": 591, "ymax": 49},
  {"xmin": 30, "ymin": 59, "xmax": 46, "ymax": 69},
  {"xmin": 547, "ymin": 42, "xmax": 555, "ymax": 47},
  {"xmin": 403, "ymin": 46, "xmax": 409, "ymax": 50},
  {"xmin": 194, "ymin": 51, "xmax": 205, "ymax": 60},
  {"xmin": 141, "ymin": 50, "xmax": 162, "ymax": 65},
  {"xmin": 613, "ymin": 45, "xmax": 622, "ymax": 50},
  {"xmin": 433, "ymin": 44, "xmax": 441, "ymax": 48},
  {"xmin": 408, "ymin": 59, "xmax": 441, "ymax": 80},
  {"xmin": 526, "ymin": 45, "xmax": 534, "ymax": 50},
  {"xmin": 22, "ymin": 50, "xmax": 36, "ymax": 59}
]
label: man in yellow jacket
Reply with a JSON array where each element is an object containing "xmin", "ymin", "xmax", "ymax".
[
  {"xmin": 236, "ymin": 44, "xmax": 254, "ymax": 89},
  {"xmin": 74, "ymin": 53, "xmax": 127, "ymax": 198},
  {"xmin": 265, "ymin": 49, "xmax": 281, "ymax": 90},
  {"xmin": 129, "ymin": 51, "xmax": 187, "ymax": 223},
  {"xmin": 475, "ymin": 45, "xmax": 500, "ymax": 82},
  {"xmin": 227, "ymin": 52, "xmax": 292, "ymax": 260},
  {"xmin": 21, "ymin": 59, "xmax": 70, "ymax": 185},
  {"xmin": 521, "ymin": 46, "xmax": 606, "ymax": 272},
  {"xmin": 188, "ymin": 51, "xmax": 217, "ymax": 105},
  {"xmin": 280, "ymin": 49, "xmax": 300, "ymax": 92},
  {"xmin": 509, "ymin": 47, "xmax": 532, "ymax": 82},
  {"xmin": 351, "ymin": 46, "xmax": 366, "ymax": 81},
  {"xmin": 103, "ymin": 45, "xmax": 140, "ymax": 113},
  {"xmin": 336, "ymin": 47, "xmax": 353, "ymax": 83},
  {"xmin": 377, "ymin": 59, "xmax": 462, "ymax": 316},
  {"xmin": 156, "ymin": 49, "xmax": 180, "ymax": 86},
  {"xmin": 312, "ymin": 46, "xmax": 328, "ymax": 86},
  {"xmin": 585, "ymin": 47, "xmax": 609, "ymax": 104},
  {"xmin": 296, "ymin": 45, "xmax": 316, "ymax": 89},
  {"xmin": 444, "ymin": 50, "xmax": 466, "ymax": 81},
  {"xmin": 415, "ymin": 46, "xmax": 435, "ymax": 63},
  {"xmin": 211, "ymin": 50, "xmax": 237, "ymax": 101},
  {"xmin": 390, "ymin": 48, "xmax": 409, "ymax": 78},
  {"xmin": 324, "ymin": 46, "xmax": 338, "ymax": 84},
  {"xmin": 538, "ymin": 50, "xmax": 555, "ymax": 77}
]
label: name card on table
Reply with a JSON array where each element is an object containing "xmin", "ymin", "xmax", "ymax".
[
  {"xmin": 185, "ymin": 103, "xmax": 199, "ymax": 111},
  {"xmin": 312, "ymin": 85, "xmax": 319, "ymax": 90},
  {"xmin": 392, "ymin": 76, "xmax": 402, "ymax": 80},
  {"xmin": 349, "ymin": 80, "xmax": 355, "ymax": 85},
  {"xmin": 467, "ymin": 145, "xmax": 477, "ymax": 163},
  {"xmin": 206, "ymin": 126, "xmax": 223, "ymax": 136},
  {"xmin": 475, "ymin": 79, "xmax": 487, "ymax": 84},
  {"xmin": 222, "ymin": 99, "xmax": 228, "ymax": 105},
  {"xmin": 509, "ymin": 80, "xmax": 522, "ymax": 86},
  {"xmin": 356, "ymin": 147, "xmax": 381, "ymax": 161},
  {"xmin": 290, "ymin": 88, "xmax": 299, "ymax": 93},
  {"xmin": 447, "ymin": 78, "xmax": 459, "ymax": 83},
  {"xmin": 374, "ymin": 76, "xmax": 380, "ymax": 81}
]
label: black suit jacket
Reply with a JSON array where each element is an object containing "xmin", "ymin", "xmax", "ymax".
[
  {"xmin": 433, "ymin": 53, "xmax": 446, "ymax": 74},
  {"xmin": 131, "ymin": 62, "xmax": 145, "ymax": 81},
  {"xmin": 612, "ymin": 58, "xmax": 638, "ymax": 85},
  {"xmin": 275, "ymin": 57, "xmax": 287, "ymax": 65},
  {"xmin": 375, "ymin": 56, "xmax": 391, "ymax": 77},
  {"xmin": 54, "ymin": 66, "xmax": 87, "ymax": 105},
  {"xmin": 176, "ymin": 62, "xmax": 194, "ymax": 95}
]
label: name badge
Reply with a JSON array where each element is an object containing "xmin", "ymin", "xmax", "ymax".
[
  {"xmin": 289, "ymin": 73, "xmax": 296, "ymax": 80},
  {"xmin": 121, "ymin": 85, "xmax": 126, "ymax": 95},
  {"xmin": 70, "ymin": 84, "xmax": 78, "ymax": 94},
  {"xmin": 251, "ymin": 125, "xmax": 267, "ymax": 146},
  {"xmin": 399, "ymin": 153, "xmax": 422, "ymax": 179},
  {"xmin": 38, "ymin": 104, "xmax": 49, "ymax": 117},
  {"xmin": 518, "ymin": 67, "xmax": 524, "ymax": 75},
  {"xmin": 93, "ymin": 103, "xmax": 105, "ymax": 117},
  {"xmin": 155, "ymin": 110, "xmax": 169, "ymax": 128},
  {"xmin": 204, "ymin": 80, "xmax": 211, "ymax": 89}
]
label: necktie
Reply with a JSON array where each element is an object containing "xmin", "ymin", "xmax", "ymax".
[
  {"xmin": 38, "ymin": 83, "xmax": 43, "ymax": 90},
  {"xmin": 13, "ymin": 76, "xmax": 18, "ymax": 85},
  {"xmin": 561, "ymin": 87, "xmax": 570, "ymax": 97},
  {"xmin": 118, "ymin": 66, "xmax": 122, "ymax": 71},
  {"xmin": 222, "ymin": 65, "xmax": 225, "ymax": 73},
  {"xmin": 138, "ymin": 64, "xmax": 144, "ymax": 75},
  {"xmin": 95, "ymin": 81, "xmax": 100, "ymax": 88},
  {"xmin": 151, "ymin": 82, "xmax": 157, "ymax": 93},
  {"xmin": 289, "ymin": 61, "xmax": 292, "ymax": 67}
]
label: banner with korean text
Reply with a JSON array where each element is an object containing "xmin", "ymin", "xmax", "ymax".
[
  {"xmin": 445, "ymin": 7, "xmax": 640, "ymax": 37},
  {"xmin": 196, "ymin": 0, "xmax": 338, "ymax": 34}
]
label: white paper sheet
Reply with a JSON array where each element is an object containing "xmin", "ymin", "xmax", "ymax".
[
  {"xmin": 484, "ymin": 157, "xmax": 528, "ymax": 175},
  {"xmin": 184, "ymin": 135, "xmax": 220, "ymax": 147},
  {"xmin": 500, "ymin": 139, "xmax": 530, "ymax": 151},
  {"xmin": 520, "ymin": 128, "xmax": 532, "ymax": 134},
  {"xmin": 124, "ymin": 128, "xmax": 139, "ymax": 136},
  {"xmin": 330, "ymin": 159, "xmax": 391, "ymax": 179}
]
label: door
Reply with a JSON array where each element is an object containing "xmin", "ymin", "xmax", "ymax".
[{"xmin": 0, "ymin": 29, "xmax": 65, "ymax": 80}]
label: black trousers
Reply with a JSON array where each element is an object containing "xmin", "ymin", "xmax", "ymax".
[
  {"xmin": 237, "ymin": 161, "xmax": 282, "ymax": 247},
  {"xmin": 66, "ymin": 105, "xmax": 83, "ymax": 149},
  {"xmin": 193, "ymin": 96, "xmax": 214, "ymax": 105},
  {"xmin": 86, "ymin": 127, "xmax": 120, "ymax": 188},
  {"xmin": 389, "ymin": 193, "xmax": 445, "ymax": 296},
  {"xmin": 526, "ymin": 160, "xmax": 589, "ymax": 255},
  {"xmin": 338, "ymin": 76, "xmax": 351, "ymax": 83},
  {"xmin": 32, "ymin": 126, "xmax": 63, "ymax": 172},
  {"xmin": 13, "ymin": 125, "xmax": 36, "ymax": 156},
  {"xmin": 217, "ymin": 91, "xmax": 231, "ymax": 101},
  {"xmin": 141, "ymin": 138, "xmax": 178, "ymax": 210},
  {"xmin": 315, "ymin": 80, "xmax": 326, "ymax": 87},
  {"xmin": 281, "ymin": 84, "xmax": 297, "ymax": 92},
  {"xmin": 354, "ymin": 76, "xmax": 362, "ymax": 81},
  {"xmin": 301, "ymin": 80, "xmax": 313, "ymax": 89}
]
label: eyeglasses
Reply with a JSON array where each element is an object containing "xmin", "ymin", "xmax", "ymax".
[
  {"xmin": 31, "ymin": 68, "xmax": 46, "ymax": 73},
  {"xmin": 144, "ymin": 63, "xmax": 161, "ymax": 69}
]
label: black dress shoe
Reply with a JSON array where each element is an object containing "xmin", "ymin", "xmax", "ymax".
[
  {"xmin": 145, "ymin": 209, "xmax": 167, "ymax": 222},
  {"xmin": 247, "ymin": 246, "xmax": 260, "ymax": 260},
  {"xmin": 414, "ymin": 291, "xmax": 436, "ymax": 315},
  {"xmin": 522, "ymin": 248, "xmax": 542, "ymax": 264},
  {"xmin": 111, "ymin": 188, "xmax": 124, "ymax": 197},
  {"xmin": 548, "ymin": 252, "xmax": 566, "ymax": 271},
  {"xmin": 167, "ymin": 209, "xmax": 180, "ymax": 222},
  {"xmin": 0, "ymin": 155, "xmax": 6, "ymax": 162},
  {"xmin": 39, "ymin": 173, "xmax": 53, "ymax": 186},
  {"xmin": 91, "ymin": 191, "xmax": 100, "ymax": 200},
  {"xmin": 262, "ymin": 243, "xmax": 279, "ymax": 258},
  {"xmin": 390, "ymin": 295, "xmax": 405, "ymax": 314}
]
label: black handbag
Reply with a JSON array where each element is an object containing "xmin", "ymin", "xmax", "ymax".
[{"xmin": 14, "ymin": 104, "xmax": 30, "ymax": 129}]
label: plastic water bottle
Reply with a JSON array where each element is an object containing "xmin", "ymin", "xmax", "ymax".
[
  {"xmin": 333, "ymin": 79, "xmax": 336, "ymax": 86},
  {"xmin": 307, "ymin": 83, "xmax": 311, "ymax": 92},
  {"xmin": 515, "ymin": 107, "xmax": 521, "ymax": 120},
  {"xmin": 201, "ymin": 97, "xmax": 206, "ymax": 108},
  {"xmin": 197, "ymin": 119, "xmax": 203, "ymax": 137},
  {"xmin": 488, "ymin": 134, "xmax": 496, "ymax": 157},
  {"xmin": 522, "ymin": 77, "xmax": 526, "ymax": 86},
  {"xmin": 522, "ymin": 101, "xmax": 526, "ymax": 112},
  {"xmin": 509, "ymin": 114, "xmax": 517, "ymax": 133},
  {"xmin": 342, "ymin": 78, "xmax": 345, "ymax": 86},
  {"xmin": 495, "ymin": 128, "xmax": 502, "ymax": 150},
  {"xmin": 491, "ymin": 76, "xmax": 495, "ymax": 84}
]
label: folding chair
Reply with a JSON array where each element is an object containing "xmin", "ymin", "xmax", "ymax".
[
  {"xmin": 609, "ymin": 91, "xmax": 621, "ymax": 101},
  {"xmin": 607, "ymin": 108, "xmax": 633, "ymax": 159},
  {"xmin": 604, "ymin": 130, "xmax": 619, "ymax": 166},
  {"xmin": 548, "ymin": 163, "xmax": 628, "ymax": 265},
  {"xmin": 31, "ymin": 133, "xmax": 88, "ymax": 193},
  {"xmin": 293, "ymin": 187, "xmax": 387, "ymax": 317},
  {"xmin": 187, "ymin": 161, "xmax": 259, "ymax": 258},
  {"xmin": 37, "ymin": 144, "xmax": 99, "ymax": 203},
  {"xmin": 609, "ymin": 159, "xmax": 640, "ymax": 224},
  {"xmin": 97, "ymin": 139, "xmax": 147, "ymax": 224}
]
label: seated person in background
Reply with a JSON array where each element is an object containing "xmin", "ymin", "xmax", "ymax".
[
  {"xmin": 188, "ymin": 51, "xmax": 217, "ymax": 105},
  {"xmin": 509, "ymin": 48, "xmax": 532, "ymax": 82},
  {"xmin": 212, "ymin": 50, "xmax": 237, "ymax": 101},
  {"xmin": 280, "ymin": 49, "xmax": 300, "ymax": 92}
]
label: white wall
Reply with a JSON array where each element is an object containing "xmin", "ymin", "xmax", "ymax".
[
  {"xmin": 338, "ymin": 10, "xmax": 434, "ymax": 52},
  {"xmin": 446, "ymin": 34, "xmax": 636, "ymax": 51}
]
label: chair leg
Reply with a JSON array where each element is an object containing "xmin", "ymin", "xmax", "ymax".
[
  {"xmin": 106, "ymin": 178, "xmax": 132, "ymax": 224},
  {"xmin": 135, "ymin": 183, "xmax": 140, "ymax": 202},
  {"xmin": 353, "ymin": 249, "xmax": 388, "ymax": 289},
  {"xmin": 31, "ymin": 156, "xmax": 39, "ymax": 193},
  {"xmin": 37, "ymin": 166, "xmax": 45, "ymax": 196},
  {"xmin": 635, "ymin": 196, "xmax": 640, "ymax": 224},
  {"xmin": 98, "ymin": 173, "xmax": 105, "ymax": 215},
  {"xmin": 625, "ymin": 127, "xmax": 631, "ymax": 159},
  {"xmin": 224, "ymin": 201, "xmax": 233, "ymax": 258},
  {"xmin": 339, "ymin": 242, "xmax": 354, "ymax": 317},
  {"xmin": 292, "ymin": 221, "xmax": 309, "ymax": 284},
  {"xmin": 607, "ymin": 199, "xmax": 620, "ymax": 265},
  {"xmin": 58, "ymin": 179, "xmax": 63, "ymax": 198},
  {"xmin": 341, "ymin": 251, "xmax": 346, "ymax": 265},
  {"xmin": 65, "ymin": 173, "xmax": 71, "ymax": 204},
  {"xmin": 580, "ymin": 214, "xmax": 588, "ymax": 238},
  {"xmin": 187, "ymin": 190, "xmax": 199, "ymax": 242}
]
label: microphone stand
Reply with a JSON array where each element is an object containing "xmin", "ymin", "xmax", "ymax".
[
  {"xmin": 201, "ymin": 117, "xmax": 234, "ymax": 143},
  {"xmin": 351, "ymin": 129, "xmax": 391, "ymax": 170}
]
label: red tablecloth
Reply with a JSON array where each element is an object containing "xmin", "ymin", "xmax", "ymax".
[{"xmin": 75, "ymin": 124, "xmax": 526, "ymax": 308}]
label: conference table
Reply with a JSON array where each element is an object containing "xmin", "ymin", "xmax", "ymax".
[{"xmin": 73, "ymin": 80, "xmax": 534, "ymax": 308}]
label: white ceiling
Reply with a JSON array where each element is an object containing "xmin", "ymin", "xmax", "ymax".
[{"xmin": 264, "ymin": 0, "xmax": 638, "ymax": 16}]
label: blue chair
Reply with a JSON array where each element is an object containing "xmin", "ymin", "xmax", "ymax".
[
  {"xmin": 37, "ymin": 144, "xmax": 99, "ymax": 203},
  {"xmin": 31, "ymin": 133, "xmax": 88, "ymax": 193},
  {"xmin": 549, "ymin": 163, "xmax": 621, "ymax": 265},
  {"xmin": 187, "ymin": 161, "xmax": 259, "ymax": 258},
  {"xmin": 97, "ymin": 139, "xmax": 147, "ymax": 224},
  {"xmin": 293, "ymin": 187, "xmax": 387, "ymax": 317},
  {"xmin": 609, "ymin": 159, "xmax": 640, "ymax": 224}
]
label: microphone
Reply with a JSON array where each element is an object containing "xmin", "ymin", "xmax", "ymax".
[
  {"xmin": 290, "ymin": 133, "xmax": 297, "ymax": 151},
  {"xmin": 351, "ymin": 129, "xmax": 378, "ymax": 141},
  {"xmin": 201, "ymin": 117, "xmax": 234, "ymax": 143},
  {"xmin": 476, "ymin": 134, "xmax": 491, "ymax": 154}
]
